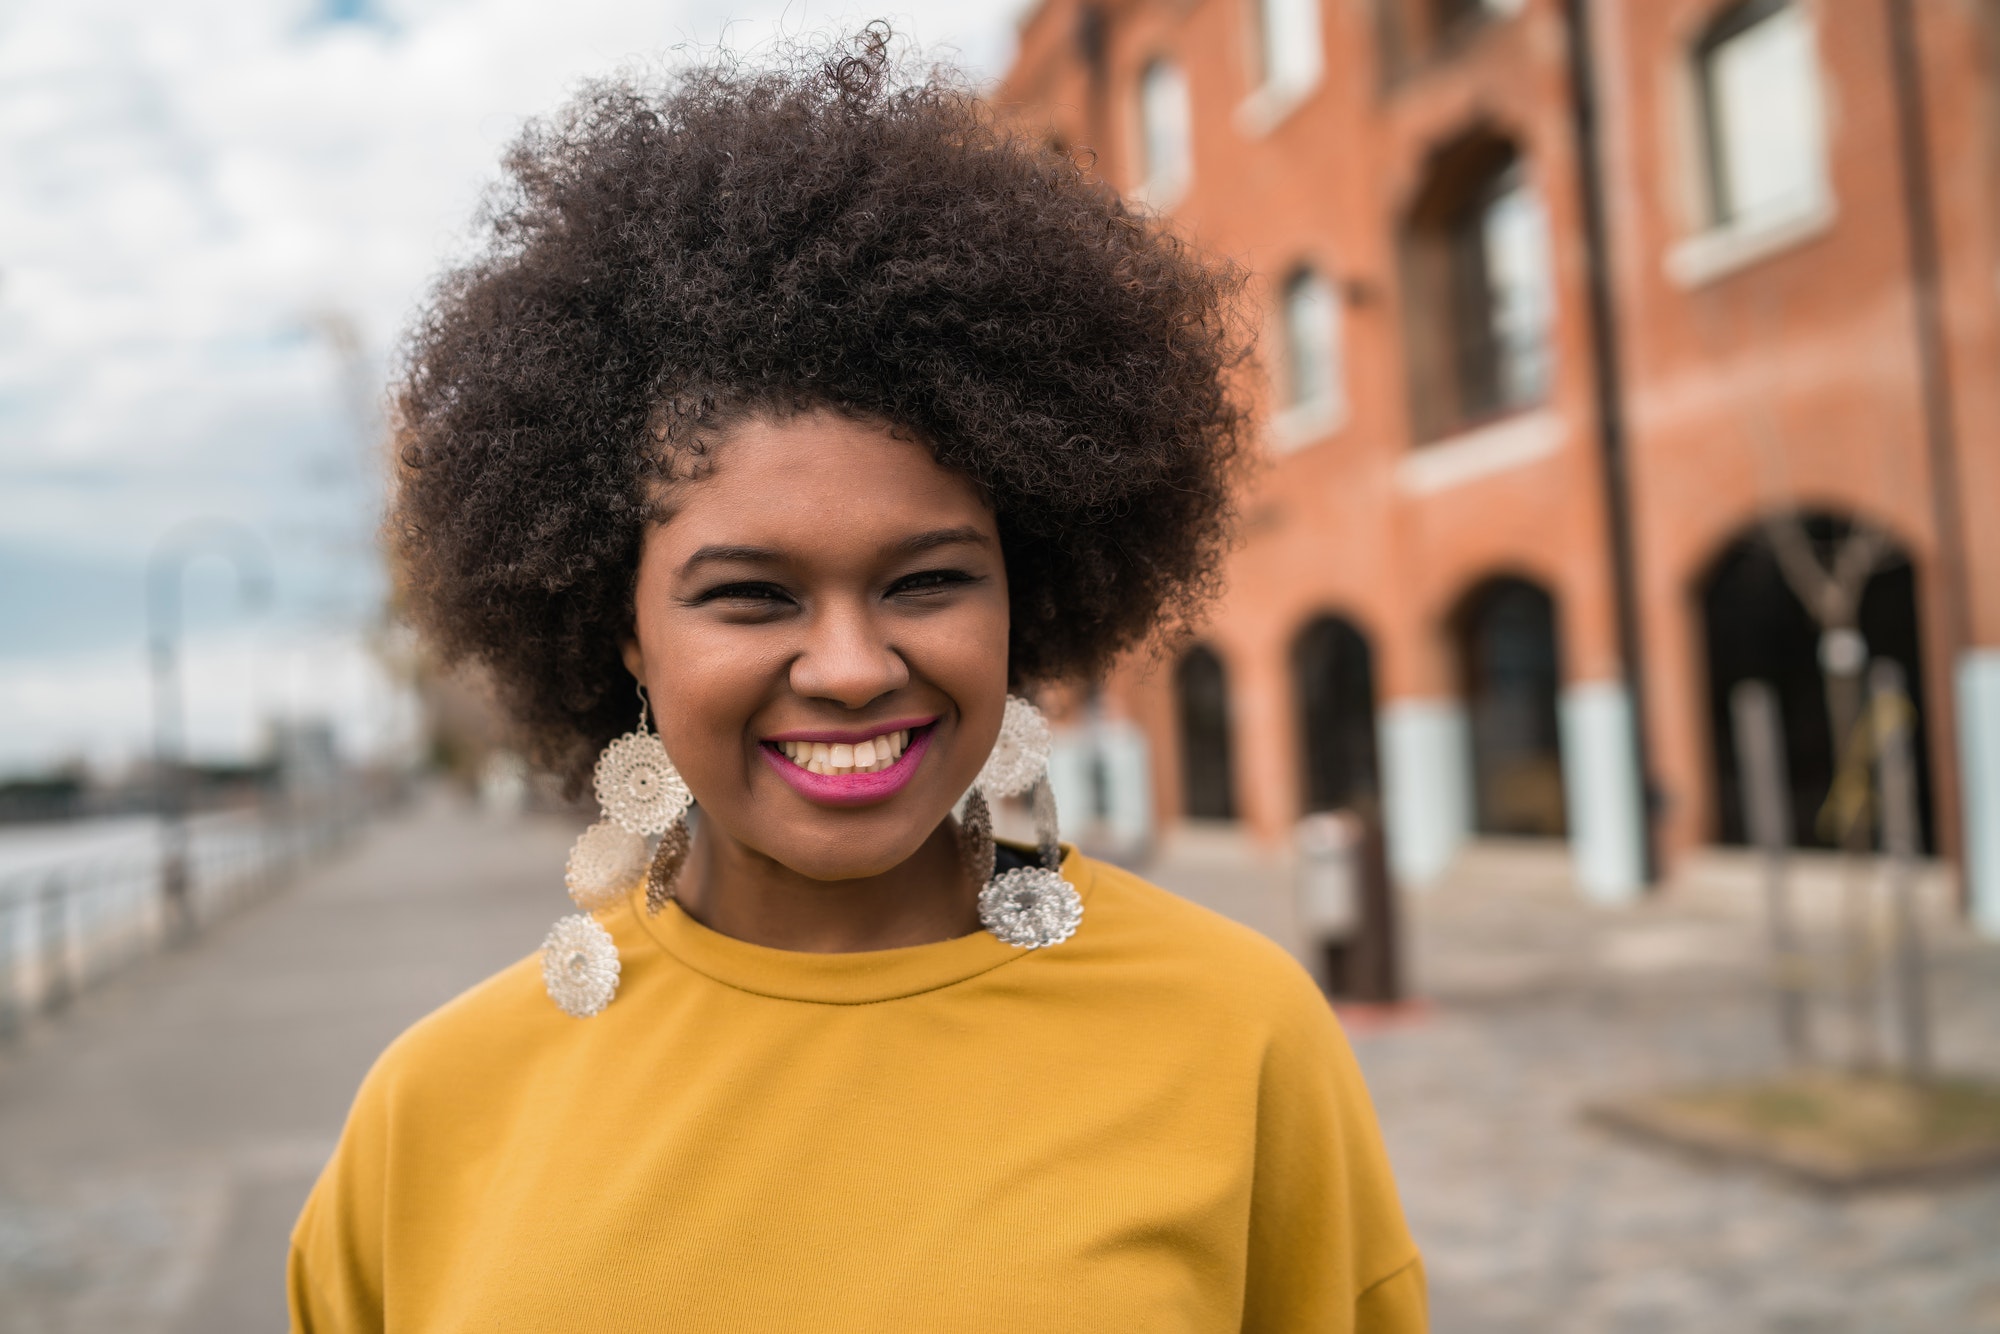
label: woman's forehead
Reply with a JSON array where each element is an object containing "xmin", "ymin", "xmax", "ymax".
[{"xmin": 648, "ymin": 410, "xmax": 995, "ymax": 555}]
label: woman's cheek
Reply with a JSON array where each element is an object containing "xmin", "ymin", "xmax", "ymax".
[
  {"xmin": 922, "ymin": 600, "xmax": 1011, "ymax": 782},
  {"xmin": 648, "ymin": 620, "xmax": 761, "ymax": 788}
]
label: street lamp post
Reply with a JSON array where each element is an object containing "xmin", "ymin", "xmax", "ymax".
[{"xmin": 147, "ymin": 519, "xmax": 271, "ymax": 941}]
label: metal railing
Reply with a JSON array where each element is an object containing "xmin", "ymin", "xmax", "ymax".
[{"xmin": 0, "ymin": 780, "xmax": 397, "ymax": 1036}]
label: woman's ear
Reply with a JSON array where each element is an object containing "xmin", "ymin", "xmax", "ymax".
[{"xmin": 621, "ymin": 639, "xmax": 645, "ymax": 681}]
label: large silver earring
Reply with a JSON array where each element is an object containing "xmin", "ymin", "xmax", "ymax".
[
  {"xmin": 541, "ymin": 914, "xmax": 620, "ymax": 1019},
  {"xmin": 544, "ymin": 688, "xmax": 691, "ymax": 1017},
  {"xmin": 965, "ymin": 695, "xmax": 1083, "ymax": 950},
  {"xmin": 592, "ymin": 689, "xmax": 691, "ymax": 835}
]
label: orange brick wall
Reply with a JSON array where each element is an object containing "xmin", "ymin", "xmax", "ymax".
[{"xmin": 1000, "ymin": 0, "xmax": 1999, "ymax": 877}]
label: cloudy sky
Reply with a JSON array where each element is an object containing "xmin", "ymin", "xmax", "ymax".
[{"xmin": 0, "ymin": 0, "xmax": 1024, "ymax": 775}]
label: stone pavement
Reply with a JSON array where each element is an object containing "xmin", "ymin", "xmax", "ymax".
[
  {"xmin": 1150, "ymin": 833, "xmax": 2000, "ymax": 1334},
  {"xmin": 0, "ymin": 794, "xmax": 574, "ymax": 1334},
  {"xmin": 2, "ymin": 799, "xmax": 1996, "ymax": 1332}
]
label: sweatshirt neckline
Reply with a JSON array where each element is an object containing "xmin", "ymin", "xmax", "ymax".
[{"xmin": 627, "ymin": 847, "xmax": 1091, "ymax": 1005}]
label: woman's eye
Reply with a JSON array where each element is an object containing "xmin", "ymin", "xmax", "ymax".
[
  {"xmin": 694, "ymin": 581, "xmax": 794, "ymax": 607},
  {"xmin": 889, "ymin": 568, "xmax": 977, "ymax": 597}
]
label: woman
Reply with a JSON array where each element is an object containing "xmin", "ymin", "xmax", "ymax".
[{"xmin": 290, "ymin": 32, "xmax": 1424, "ymax": 1332}]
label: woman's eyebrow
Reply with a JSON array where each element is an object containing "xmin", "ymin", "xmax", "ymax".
[
  {"xmin": 679, "ymin": 526, "xmax": 990, "ymax": 578},
  {"xmin": 679, "ymin": 544, "xmax": 784, "ymax": 576},
  {"xmin": 889, "ymin": 525, "xmax": 992, "ymax": 556}
]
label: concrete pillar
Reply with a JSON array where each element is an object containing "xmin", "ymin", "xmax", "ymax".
[
  {"xmin": 1378, "ymin": 697, "xmax": 1473, "ymax": 887},
  {"xmin": 1048, "ymin": 717, "xmax": 1154, "ymax": 861},
  {"xmin": 1557, "ymin": 679, "xmax": 1647, "ymax": 904},
  {"xmin": 1960, "ymin": 648, "xmax": 2000, "ymax": 936}
]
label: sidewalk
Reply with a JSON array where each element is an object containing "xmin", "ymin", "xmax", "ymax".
[
  {"xmin": 3, "ymin": 802, "xmax": 1996, "ymax": 1332},
  {"xmin": 0, "ymin": 793, "xmax": 575, "ymax": 1334},
  {"xmin": 1145, "ymin": 832, "xmax": 2000, "ymax": 1334}
]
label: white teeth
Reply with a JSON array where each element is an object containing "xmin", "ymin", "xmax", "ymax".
[
  {"xmin": 776, "ymin": 727, "xmax": 917, "ymax": 775},
  {"xmin": 776, "ymin": 724, "xmax": 916, "ymax": 776}
]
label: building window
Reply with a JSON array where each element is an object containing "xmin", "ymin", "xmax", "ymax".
[
  {"xmin": 1136, "ymin": 59, "xmax": 1193, "ymax": 206},
  {"xmin": 1379, "ymin": 0, "xmax": 1523, "ymax": 78},
  {"xmin": 1433, "ymin": 0, "xmax": 1520, "ymax": 33},
  {"xmin": 1456, "ymin": 576, "xmax": 1566, "ymax": 837},
  {"xmin": 1293, "ymin": 616, "xmax": 1380, "ymax": 813},
  {"xmin": 1696, "ymin": 1, "xmax": 1828, "ymax": 230},
  {"xmin": 1477, "ymin": 165, "xmax": 1555, "ymax": 412},
  {"xmin": 1401, "ymin": 135, "xmax": 1554, "ymax": 441},
  {"xmin": 1274, "ymin": 266, "xmax": 1345, "ymax": 447},
  {"xmin": 1175, "ymin": 644, "xmax": 1238, "ymax": 820},
  {"xmin": 1253, "ymin": 0, "xmax": 1323, "ymax": 99}
]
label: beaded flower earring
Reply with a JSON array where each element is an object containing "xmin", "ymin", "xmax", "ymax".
[
  {"xmin": 541, "ymin": 687, "xmax": 691, "ymax": 1018},
  {"xmin": 962, "ymin": 695, "xmax": 1083, "ymax": 949}
]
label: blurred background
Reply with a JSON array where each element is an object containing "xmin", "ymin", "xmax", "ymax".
[{"xmin": 3, "ymin": 0, "xmax": 1999, "ymax": 1330}]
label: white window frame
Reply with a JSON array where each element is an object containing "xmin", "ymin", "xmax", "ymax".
[
  {"xmin": 1667, "ymin": 0, "xmax": 1836, "ymax": 288},
  {"xmin": 1135, "ymin": 58, "xmax": 1194, "ymax": 210},
  {"xmin": 1236, "ymin": 0, "xmax": 1323, "ymax": 137},
  {"xmin": 1479, "ymin": 173, "xmax": 1555, "ymax": 414},
  {"xmin": 1271, "ymin": 267, "xmax": 1346, "ymax": 452},
  {"xmin": 1397, "ymin": 408, "xmax": 1562, "ymax": 494}
]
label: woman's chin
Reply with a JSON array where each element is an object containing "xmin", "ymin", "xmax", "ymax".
[
  {"xmin": 780, "ymin": 842, "xmax": 933, "ymax": 884},
  {"xmin": 748, "ymin": 814, "xmax": 951, "ymax": 885}
]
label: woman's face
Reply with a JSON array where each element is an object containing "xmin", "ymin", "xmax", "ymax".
[{"xmin": 623, "ymin": 410, "xmax": 1010, "ymax": 881}]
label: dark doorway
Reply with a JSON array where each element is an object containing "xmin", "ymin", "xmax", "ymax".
[
  {"xmin": 1457, "ymin": 577, "xmax": 1567, "ymax": 836},
  {"xmin": 1175, "ymin": 644, "xmax": 1238, "ymax": 820},
  {"xmin": 1292, "ymin": 615, "xmax": 1381, "ymax": 812},
  {"xmin": 1701, "ymin": 514, "xmax": 1933, "ymax": 851}
]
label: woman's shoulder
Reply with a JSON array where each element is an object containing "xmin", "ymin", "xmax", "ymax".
[
  {"xmin": 1067, "ymin": 852, "xmax": 1334, "ymax": 1027},
  {"xmin": 354, "ymin": 947, "xmax": 556, "ymax": 1104}
]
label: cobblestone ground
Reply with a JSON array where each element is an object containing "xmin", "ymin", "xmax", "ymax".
[
  {"xmin": 1, "ymin": 800, "xmax": 1994, "ymax": 1332},
  {"xmin": 0, "ymin": 794, "xmax": 573, "ymax": 1334},
  {"xmin": 1152, "ymin": 835, "xmax": 2000, "ymax": 1334}
]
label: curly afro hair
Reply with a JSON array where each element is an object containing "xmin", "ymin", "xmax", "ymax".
[{"xmin": 392, "ymin": 29, "xmax": 1253, "ymax": 788}]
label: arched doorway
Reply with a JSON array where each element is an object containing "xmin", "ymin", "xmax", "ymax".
[
  {"xmin": 1456, "ymin": 576, "xmax": 1566, "ymax": 836},
  {"xmin": 1292, "ymin": 615, "xmax": 1380, "ymax": 812},
  {"xmin": 1700, "ymin": 513, "xmax": 1933, "ymax": 850},
  {"xmin": 1175, "ymin": 644, "xmax": 1237, "ymax": 820}
]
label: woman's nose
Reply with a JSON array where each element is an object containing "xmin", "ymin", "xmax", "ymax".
[{"xmin": 788, "ymin": 605, "xmax": 910, "ymax": 709}]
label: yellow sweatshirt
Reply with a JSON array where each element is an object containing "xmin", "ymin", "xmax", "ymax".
[{"xmin": 289, "ymin": 850, "xmax": 1425, "ymax": 1332}]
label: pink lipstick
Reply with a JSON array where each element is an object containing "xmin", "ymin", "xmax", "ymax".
[{"xmin": 759, "ymin": 720, "xmax": 937, "ymax": 807}]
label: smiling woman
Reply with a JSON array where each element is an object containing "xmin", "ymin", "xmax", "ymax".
[
  {"xmin": 288, "ymin": 28, "xmax": 1424, "ymax": 1334},
  {"xmin": 624, "ymin": 413, "xmax": 1010, "ymax": 938}
]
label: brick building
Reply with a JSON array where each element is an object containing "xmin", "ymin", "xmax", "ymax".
[{"xmin": 999, "ymin": 0, "xmax": 2000, "ymax": 922}]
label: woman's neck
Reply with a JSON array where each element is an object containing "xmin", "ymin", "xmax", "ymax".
[{"xmin": 672, "ymin": 818, "xmax": 980, "ymax": 953}]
